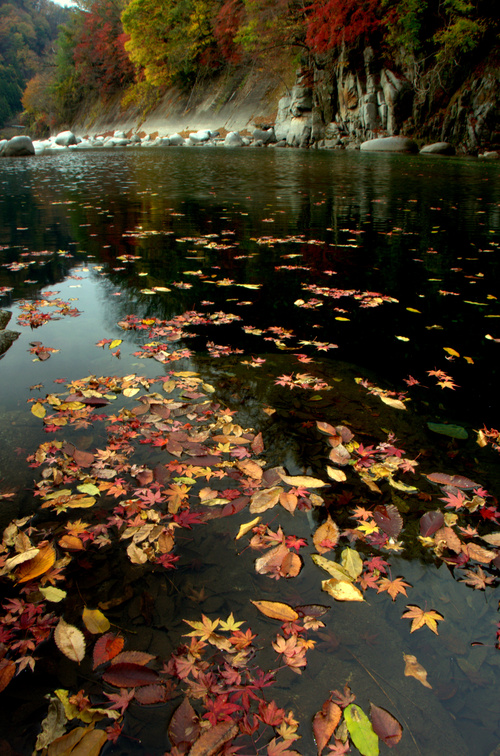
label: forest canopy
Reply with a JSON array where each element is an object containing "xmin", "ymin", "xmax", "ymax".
[{"xmin": 1, "ymin": 0, "xmax": 498, "ymax": 132}]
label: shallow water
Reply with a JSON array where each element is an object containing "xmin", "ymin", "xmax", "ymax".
[{"xmin": 0, "ymin": 148, "xmax": 499, "ymax": 755}]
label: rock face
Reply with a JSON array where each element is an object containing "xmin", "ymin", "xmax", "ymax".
[
  {"xmin": 360, "ymin": 136, "xmax": 418, "ymax": 152},
  {"xmin": 0, "ymin": 136, "xmax": 35, "ymax": 157}
]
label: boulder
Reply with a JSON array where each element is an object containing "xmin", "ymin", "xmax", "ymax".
[
  {"xmin": 189, "ymin": 130, "xmax": 211, "ymax": 144},
  {"xmin": 55, "ymin": 130, "xmax": 77, "ymax": 147},
  {"xmin": 286, "ymin": 114, "xmax": 312, "ymax": 148},
  {"xmin": 224, "ymin": 131, "xmax": 244, "ymax": 147},
  {"xmin": 0, "ymin": 330, "xmax": 20, "ymax": 356},
  {"xmin": 479, "ymin": 151, "xmax": 499, "ymax": 159},
  {"xmin": 0, "ymin": 136, "xmax": 35, "ymax": 157},
  {"xmin": 113, "ymin": 130, "xmax": 127, "ymax": 139},
  {"xmin": 0, "ymin": 310, "xmax": 12, "ymax": 330},
  {"xmin": 360, "ymin": 136, "xmax": 418, "ymax": 153},
  {"xmin": 169, "ymin": 133, "xmax": 185, "ymax": 146},
  {"xmin": 420, "ymin": 142, "xmax": 455, "ymax": 155},
  {"xmin": 252, "ymin": 127, "xmax": 276, "ymax": 144}
]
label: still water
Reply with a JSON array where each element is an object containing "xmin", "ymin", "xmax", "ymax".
[{"xmin": 0, "ymin": 148, "xmax": 499, "ymax": 755}]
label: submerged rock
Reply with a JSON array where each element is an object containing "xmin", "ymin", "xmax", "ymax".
[{"xmin": 0, "ymin": 311, "xmax": 20, "ymax": 356}]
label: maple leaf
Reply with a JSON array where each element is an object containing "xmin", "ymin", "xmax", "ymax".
[
  {"xmin": 377, "ymin": 576, "xmax": 411, "ymax": 601},
  {"xmin": 103, "ymin": 688, "xmax": 135, "ymax": 714},
  {"xmin": 204, "ymin": 693, "xmax": 242, "ymax": 725},
  {"xmin": 402, "ymin": 605, "xmax": 444, "ymax": 634},
  {"xmin": 259, "ymin": 699, "xmax": 285, "ymax": 726},
  {"xmin": 328, "ymin": 739, "xmax": 350, "ymax": 754},
  {"xmin": 330, "ymin": 684, "xmax": 355, "ymax": 708},
  {"xmin": 219, "ymin": 613, "xmax": 245, "ymax": 633},
  {"xmin": 266, "ymin": 737, "xmax": 301, "ymax": 756},
  {"xmin": 459, "ymin": 567, "xmax": 495, "ymax": 590},
  {"xmin": 440, "ymin": 490, "xmax": 466, "ymax": 510},
  {"xmin": 184, "ymin": 615, "xmax": 220, "ymax": 641}
]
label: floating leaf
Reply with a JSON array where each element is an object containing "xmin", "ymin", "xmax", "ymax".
[
  {"xmin": 481, "ymin": 532, "xmax": 500, "ymax": 547},
  {"xmin": 251, "ymin": 600, "xmax": 299, "ymax": 622},
  {"xmin": 16, "ymin": 542, "xmax": 55, "ymax": 583},
  {"xmin": 380, "ymin": 396, "xmax": 406, "ymax": 410},
  {"xmin": 92, "ymin": 632, "xmax": 124, "ymax": 669},
  {"xmin": 402, "ymin": 605, "xmax": 444, "ymax": 634},
  {"xmin": 443, "ymin": 347, "xmax": 460, "ymax": 357},
  {"xmin": 235, "ymin": 517, "xmax": 261, "ymax": 540},
  {"xmin": 168, "ymin": 697, "xmax": 200, "ymax": 749},
  {"xmin": 322, "ymin": 579, "xmax": 364, "ymax": 602},
  {"xmin": 109, "ymin": 339, "xmax": 122, "ymax": 349},
  {"xmin": 326, "ymin": 466, "xmax": 347, "ymax": 482},
  {"xmin": 312, "ymin": 554, "xmax": 353, "ymax": 582},
  {"xmin": 369, "ymin": 703, "xmax": 402, "ymax": 747},
  {"xmin": 344, "ymin": 704, "xmax": 379, "ymax": 756},
  {"xmin": 341, "ymin": 547, "xmax": 363, "ymax": 580},
  {"xmin": 427, "ymin": 422, "xmax": 468, "ymax": 439},
  {"xmin": 313, "ymin": 516, "xmax": 340, "ymax": 554},
  {"xmin": 188, "ymin": 721, "xmax": 238, "ymax": 756},
  {"xmin": 403, "ymin": 653, "xmax": 432, "ymax": 688},
  {"xmin": 0, "ymin": 659, "xmax": 16, "ymax": 693},
  {"xmin": 278, "ymin": 473, "xmax": 327, "ymax": 488},
  {"xmin": 31, "ymin": 402, "xmax": 46, "ymax": 418},
  {"xmin": 54, "ymin": 618, "xmax": 86, "ymax": 663},
  {"xmin": 373, "ymin": 505, "xmax": 403, "ymax": 538},
  {"xmin": 102, "ymin": 662, "xmax": 159, "ymax": 687},
  {"xmin": 39, "ymin": 586, "xmax": 66, "ymax": 603},
  {"xmin": 134, "ymin": 684, "xmax": 167, "ymax": 705},
  {"xmin": 82, "ymin": 608, "xmax": 110, "ymax": 634},
  {"xmin": 249, "ymin": 486, "xmax": 282, "ymax": 513},
  {"xmin": 77, "ymin": 483, "xmax": 100, "ymax": 496},
  {"xmin": 419, "ymin": 511, "xmax": 444, "ymax": 537},
  {"xmin": 313, "ymin": 699, "xmax": 342, "ymax": 755}
]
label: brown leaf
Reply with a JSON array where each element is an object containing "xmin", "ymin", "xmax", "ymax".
[
  {"xmin": 251, "ymin": 431, "xmax": 264, "ymax": 454},
  {"xmin": 328, "ymin": 444, "xmax": 351, "ymax": 466},
  {"xmin": 16, "ymin": 542, "xmax": 56, "ymax": 583},
  {"xmin": 403, "ymin": 653, "xmax": 432, "ymax": 688},
  {"xmin": 188, "ymin": 720, "xmax": 238, "ymax": 756},
  {"xmin": 134, "ymin": 684, "xmax": 167, "ymax": 705},
  {"xmin": 313, "ymin": 699, "xmax": 342, "ymax": 755},
  {"xmin": 0, "ymin": 659, "xmax": 16, "ymax": 693},
  {"xmin": 462, "ymin": 542, "xmax": 497, "ymax": 563},
  {"xmin": 434, "ymin": 526, "xmax": 462, "ymax": 554},
  {"xmin": 251, "ymin": 600, "xmax": 299, "ymax": 622},
  {"xmin": 249, "ymin": 486, "xmax": 282, "ymax": 513},
  {"xmin": 255, "ymin": 543, "xmax": 289, "ymax": 576},
  {"xmin": 47, "ymin": 726, "xmax": 89, "ymax": 756},
  {"xmin": 111, "ymin": 651, "xmax": 156, "ymax": 666},
  {"xmin": 103, "ymin": 662, "xmax": 159, "ymax": 687},
  {"xmin": 481, "ymin": 532, "xmax": 500, "ymax": 547},
  {"xmin": 281, "ymin": 550, "xmax": 302, "ymax": 577},
  {"xmin": 72, "ymin": 449, "xmax": 95, "ymax": 468},
  {"xmin": 66, "ymin": 728, "xmax": 107, "ymax": 756},
  {"xmin": 54, "ymin": 618, "xmax": 86, "ymax": 663},
  {"xmin": 370, "ymin": 703, "xmax": 402, "ymax": 747},
  {"xmin": 373, "ymin": 505, "xmax": 403, "ymax": 538},
  {"xmin": 168, "ymin": 697, "xmax": 200, "ymax": 748},
  {"xmin": 313, "ymin": 516, "xmax": 340, "ymax": 554}
]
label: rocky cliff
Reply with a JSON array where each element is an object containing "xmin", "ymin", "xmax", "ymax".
[{"xmin": 69, "ymin": 47, "xmax": 499, "ymax": 155}]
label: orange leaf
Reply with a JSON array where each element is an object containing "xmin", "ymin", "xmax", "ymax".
[
  {"xmin": 377, "ymin": 576, "xmax": 411, "ymax": 601},
  {"xmin": 16, "ymin": 542, "xmax": 56, "ymax": 583},
  {"xmin": 313, "ymin": 516, "xmax": 340, "ymax": 554},
  {"xmin": 401, "ymin": 605, "xmax": 444, "ymax": 634},
  {"xmin": 251, "ymin": 600, "xmax": 299, "ymax": 622},
  {"xmin": 249, "ymin": 486, "xmax": 282, "ymax": 513},
  {"xmin": 313, "ymin": 699, "xmax": 342, "ymax": 755},
  {"xmin": 58, "ymin": 534, "xmax": 85, "ymax": 551}
]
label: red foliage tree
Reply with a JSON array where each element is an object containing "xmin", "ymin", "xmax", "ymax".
[
  {"xmin": 213, "ymin": 0, "xmax": 246, "ymax": 63},
  {"xmin": 73, "ymin": 1, "xmax": 134, "ymax": 93},
  {"xmin": 305, "ymin": 0, "xmax": 382, "ymax": 53}
]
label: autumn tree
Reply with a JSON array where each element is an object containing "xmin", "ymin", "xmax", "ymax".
[{"xmin": 304, "ymin": 0, "xmax": 383, "ymax": 54}]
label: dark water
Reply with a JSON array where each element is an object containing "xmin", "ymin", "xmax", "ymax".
[{"xmin": 0, "ymin": 148, "xmax": 499, "ymax": 755}]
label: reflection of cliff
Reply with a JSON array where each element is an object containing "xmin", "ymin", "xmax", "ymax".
[{"xmin": 0, "ymin": 311, "xmax": 19, "ymax": 357}]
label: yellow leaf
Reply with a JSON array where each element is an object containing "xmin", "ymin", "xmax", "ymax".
[
  {"xmin": 388, "ymin": 477, "xmax": 418, "ymax": 493},
  {"xmin": 395, "ymin": 335, "xmax": 410, "ymax": 341},
  {"xmin": 123, "ymin": 387, "xmax": 140, "ymax": 397},
  {"xmin": 65, "ymin": 496, "xmax": 96, "ymax": 509},
  {"xmin": 312, "ymin": 516, "xmax": 339, "ymax": 554},
  {"xmin": 443, "ymin": 347, "xmax": 460, "ymax": 357},
  {"xmin": 39, "ymin": 586, "xmax": 67, "ymax": 603},
  {"xmin": 278, "ymin": 473, "xmax": 327, "ymax": 488},
  {"xmin": 77, "ymin": 483, "xmax": 100, "ymax": 496},
  {"xmin": 312, "ymin": 554, "xmax": 353, "ymax": 582},
  {"xmin": 406, "ymin": 308, "xmax": 421, "ymax": 313},
  {"xmin": 249, "ymin": 486, "xmax": 283, "ymax": 513},
  {"xmin": 82, "ymin": 608, "xmax": 110, "ymax": 634},
  {"xmin": 109, "ymin": 340, "xmax": 122, "ymax": 349},
  {"xmin": 340, "ymin": 547, "xmax": 363, "ymax": 580},
  {"xmin": 31, "ymin": 402, "xmax": 46, "ymax": 418},
  {"xmin": 235, "ymin": 517, "xmax": 261, "ymax": 540},
  {"xmin": 251, "ymin": 600, "xmax": 299, "ymax": 622},
  {"xmin": 321, "ymin": 578, "xmax": 364, "ymax": 601},
  {"xmin": 54, "ymin": 618, "xmax": 86, "ymax": 662},
  {"xmin": 463, "ymin": 356, "xmax": 474, "ymax": 364},
  {"xmin": 380, "ymin": 396, "xmax": 406, "ymax": 410},
  {"xmin": 335, "ymin": 317, "xmax": 350, "ymax": 321},
  {"xmin": 326, "ymin": 466, "xmax": 347, "ymax": 482}
]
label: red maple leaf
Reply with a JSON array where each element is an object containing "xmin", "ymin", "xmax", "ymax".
[
  {"xmin": 103, "ymin": 688, "xmax": 135, "ymax": 714},
  {"xmin": 203, "ymin": 693, "xmax": 242, "ymax": 725}
]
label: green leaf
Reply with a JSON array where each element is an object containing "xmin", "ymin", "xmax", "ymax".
[
  {"xmin": 427, "ymin": 422, "xmax": 468, "ymax": 439},
  {"xmin": 77, "ymin": 483, "xmax": 100, "ymax": 496},
  {"xmin": 312, "ymin": 554, "xmax": 353, "ymax": 582},
  {"xmin": 344, "ymin": 704, "xmax": 379, "ymax": 756}
]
